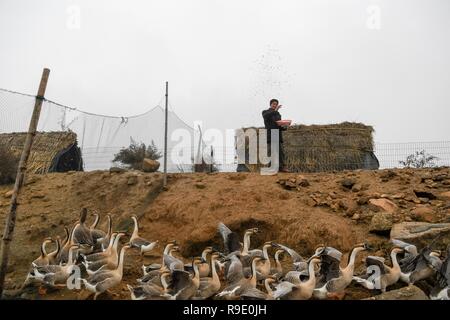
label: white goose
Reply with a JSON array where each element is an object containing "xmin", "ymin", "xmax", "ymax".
[{"xmin": 130, "ymin": 215, "xmax": 158, "ymax": 255}]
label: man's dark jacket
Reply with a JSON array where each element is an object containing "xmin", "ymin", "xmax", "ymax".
[{"xmin": 262, "ymin": 108, "xmax": 286, "ymax": 143}]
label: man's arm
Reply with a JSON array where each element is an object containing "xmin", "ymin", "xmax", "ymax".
[{"xmin": 262, "ymin": 109, "xmax": 277, "ymax": 120}]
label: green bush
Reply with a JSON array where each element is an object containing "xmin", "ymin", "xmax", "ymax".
[{"xmin": 113, "ymin": 139, "xmax": 161, "ymax": 170}]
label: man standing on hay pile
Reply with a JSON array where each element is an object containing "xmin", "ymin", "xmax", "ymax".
[{"xmin": 262, "ymin": 99, "xmax": 291, "ymax": 173}]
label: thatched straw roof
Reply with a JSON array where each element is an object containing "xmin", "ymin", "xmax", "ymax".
[
  {"xmin": 236, "ymin": 122, "xmax": 378, "ymax": 172},
  {"xmin": 0, "ymin": 131, "xmax": 81, "ymax": 174}
]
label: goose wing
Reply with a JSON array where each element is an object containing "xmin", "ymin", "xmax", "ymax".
[
  {"xmin": 35, "ymin": 265, "xmax": 62, "ymax": 275},
  {"xmin": 391, "ymin": 239, "xmax": 418, "ymax": 255},
  {"xmin": 164, "ymin": 254, "xmax": 184, "ymax": 271},
  {"xmin": 225, "ymin": 255, "xmax": 244, "ymax": 284},
  {"xmin": 283, "ymin": 271, "xmax": 302, "ymax": 285},
  {"xmin": 272, "ymin": 243, "xmax": 304, "ymax": 263},
  {"xmin": 131, "ymin": 237, "xmax": 152, "ymax": 248},
  {"xmin": 218, "ymin": 222, "xmax": 240, "ymax": 254},
  {"xmin": 240, "ymin": 287, "xmax": 267, "ymax": 300},
  {"xmin": 319, "ymin": 253, "xmax": 341, "ymax": 283},
  {"xmin": 73, "ymin": 225, "xmax": 95, "ymax": 246},
  {"xmin": 87, "ymin": 270, "xmax": 114, "ymax": 284},
  {"xmin": 436, "ymin": 249, "xmax": 450, "ymax": 288},
  {"xmin": 170, "ymin": 270, "xmax": 192, "ymax": 293},
  {"xmin": 273, "ymin": 281, "xmax": 296, "ymax": 299},
  {"xmin": 366, "ymin": 256, "xmax": 388, "ymax": 275}
]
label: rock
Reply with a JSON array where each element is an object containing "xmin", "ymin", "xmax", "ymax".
[
  {"xmin": 379, "ymin": 170, "xmax": 397, "ymax": 181},
  {"xmin": 31, "ymin": 193, "xmax": 45, "ymax": 199},
  {"xmin": 110, "ymin": 167, "xmax": 126, "ymax": 173},
  {"xmin": 369, "ymin": 198, "xmax": 398, "ymax": 213},
  {"xmin": 357, "ymin": 196, "xmax": 369, "ymax": 205},
  {"xmin": 369, "ymin": 212, "xmax": 393, "ymax": 235},
  {"xmin": 4, "ymin": 190, "xmax": 13, "ymax": 198},
  {"xmin": 351, "ymin": 184, "xmax": 362, "ymax": 192},
  {"xmin": 127, "ymin": 175, "xmax": 138, "ymax": 185},
  {"xmin": 410, "ymin": 206, "xmax": 435, "ymax": 223},
  {"xmin": 438, "ymin": 191, "xmax": 450, "ymax": 201},
  {"xmin": 351, "ymin": 213, "xmax": 360, "ymax": 220},
  {"xmin": 142, "ymin": 158, "xmax": 160, "ymax": 172},
  {"xmin": 297, "ymin": 178, "xmax": 310, "ymax": 187},
  {"xmin": 338, "ymin": 199, "xmax": 358, "ymax": 215},
  {"xmin": 195, "ymin": 182, "xmax": 206, "ymax": 189},
  {"xmin": 364, "ymin": 285, "xmax": 428, "ymax": 300},
  {"xmin": 390, "ymin": 222, "xmax": 450, "ymax": 248},
  {"xmin": 340, "ymin": 178, "xmax": 356, "ymax": 189}
]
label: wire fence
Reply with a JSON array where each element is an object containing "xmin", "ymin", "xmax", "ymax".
[{"xmin": 1, "ymin": 88, "xmax": 449, "ymax": 173}]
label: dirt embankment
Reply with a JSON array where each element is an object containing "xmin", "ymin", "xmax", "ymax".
[{"xmin": 0, "ymin": 167, "xmax": 449, "ymax": 299}]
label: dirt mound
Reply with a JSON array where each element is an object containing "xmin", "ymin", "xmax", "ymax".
[{"xmin": 0, "ymin": 167, "xmax": 449, "ymax": 299}]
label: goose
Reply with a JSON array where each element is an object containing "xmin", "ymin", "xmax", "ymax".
[
  {"xmin": 430, "ymin": 246, "xmax": 449, "ymax": 300},
  {"xmin": 353, "ymin": 246, "xmax": 404, "ymax": 292},
  {"xmin": 90, "ymin": 214, "xmax": 111, "ymax": 251},
  {"xmin": 216, "ymin": 256, "xmax": 265, "ymax": 299},
  {"xmin": 127, "ymin": 271, "xmax": 172, "ymax": 300},
  {"xmin": 141, "ymin": 241, "xmax": 177, "ymax": 277},
  {"xmin": 255, "ymin": 242, "xmax": 275, "ymax": 278},
  {"xmin": 262, "ymin": 276, "xmax": 277, "ymax": 300},
  {"xmin": 82, "ymin": 232, "xmax": 118, "ymax": 263},
  {"xmin": 313, "ymin": 243, "xmax": 368, "ymax": 299},
  {"xmin": 46, "ymin": 237, "xmax": 61, "ymax": 265},
  {"xmin": 198, "ymin": 247, "xmax": 213, "ymax": 277},
  {"xmin": 60, "ymin": 227, "xmax": 69, "ymax": 245},
  {"xmin": 57, "ymin": 225, "xmax": 77, "ymax": 264},
  {"xmin": 391, "ymin": 239, "xmax": 418, "ymax": 267},
  {"xmin": 32, "ymin": 244, "xmax": 79, "ymax": 287},
  {"xmin": 400, "ymin": 247, "xmax": 442, "ymax": 284},
  {"xmin": 161, "ymin": 257, "xmax": 203, "ymax": 300},
  {"xmin": 218, "ymin": 222, "xmax": 241, "ymax": 254},
  {"xmin": 138, "ymin": 246, "xmax": 182, "ymax": 286},
  {"xmin": 98, "ymin": 214, "xmax": 113, "ymax": 250},
  {"xmin": 241, "ymin": 228, "xmax": 260, "ymax": 258},
  {"xmin": 196, "ymin": 252, "xmax": 222, "ymax": 299},
  {"xmin": 163, "ymin": 245, "xmax": 184, "ymax": 272},
  {"xmin": 272, "ymin": 242, "xmax": 307, "ymax": 272},
  {"xmin": 82, "ymin": 232, "xmax": 126, "ymax": 275},
  {"xmin": 73, "ymin": 208, "xmax": 95, "ymax": 253},
  {"xmin": 130, "ymin": 215, "xmax": 158, "ymax": 256},
  {"xmin": 270, "ymin": 256, "xmax": 321, "ymax": 300},
  {"xmin": 82, "ymin": 244, "xmax": 131, "ymax": 300},
  {"xmin": 270, "ymin": 249, "xmax": 285, "ymax": 279},
  {"xmin": 31, "ymin": 238, "xmax": 54, "ymax": 267},
  {"xmin": 222, "ymin": 252, "xmax": 245, "ymax": 285}
]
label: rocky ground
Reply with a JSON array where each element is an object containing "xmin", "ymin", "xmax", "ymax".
[{"xmin": 0, "ymin": 167, "xmax": 449, "ymax": 300}]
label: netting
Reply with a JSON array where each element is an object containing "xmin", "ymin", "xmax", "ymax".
[
  {"xmin": 1, "ymin": 88, "xmax": 449, "ymax": 173},
  {"xmin": 0, "ymin": 88, "xmax": 198, "ymax": 172}
]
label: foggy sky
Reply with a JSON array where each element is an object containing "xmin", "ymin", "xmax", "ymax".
[{"xmin": 0, "ymin": 0, "xmax": 449, "ymax": 143}]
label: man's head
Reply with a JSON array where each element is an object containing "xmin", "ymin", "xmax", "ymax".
[{"xmin": 270, "ymin": 99, "xmax": 279, "ymax": 109}]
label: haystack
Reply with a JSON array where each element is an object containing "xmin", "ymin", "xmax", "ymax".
[
  {"xmin": 0, "ymin": 131, "xmax": 83, "ymax": 174},
  {"xmin": 236, "ymin": 122, "xmax": 379, "ymax": 172}
]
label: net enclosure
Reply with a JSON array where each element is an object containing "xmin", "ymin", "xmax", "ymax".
[{"xmin": 236, "ymin": 122, "xmax": 380, "ymax": 173}]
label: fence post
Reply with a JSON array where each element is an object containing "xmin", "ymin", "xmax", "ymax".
[
  {"xmin": 163, "ymin": 81, "xmax": 168, "ymax": 188},
  {"xmin": 0, "ymin": 68, "xmax": 50, "ymax": 296}
]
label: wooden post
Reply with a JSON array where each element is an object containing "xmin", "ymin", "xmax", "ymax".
[
  {"xmin": 163, "ymin": 82, "xmax": 168, "ymax": 188},
  {"xmin": 0, "ymin": 68, "xmax": 50, "ymax": 296},
  {"xmin": 210, "ymin": 146, "xmax": 213, "ymax": 173}
]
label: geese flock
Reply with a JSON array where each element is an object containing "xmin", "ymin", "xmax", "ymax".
[{"xmin": 23, "ymin": 209, "xmax": 450, "ymax": 300}]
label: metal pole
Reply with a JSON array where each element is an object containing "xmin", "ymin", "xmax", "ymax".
[
  {"xmin": 0, "ymin": 68, "xmax": 50, "ymax": 296},
  {"xmin": 163, "ymin": 81, "xmax": 168, "ymax": 187}
]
